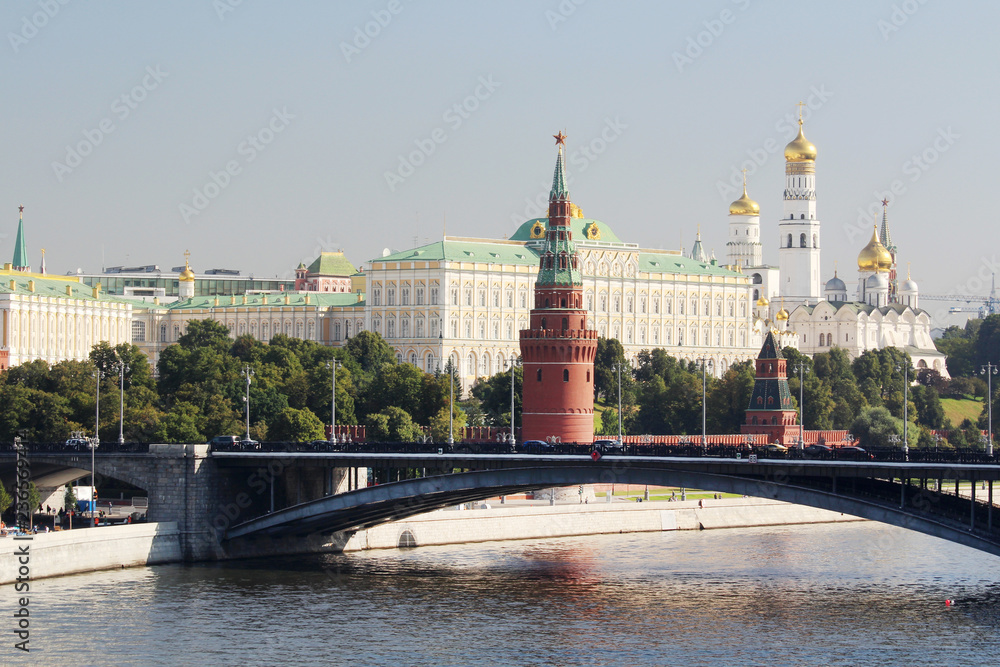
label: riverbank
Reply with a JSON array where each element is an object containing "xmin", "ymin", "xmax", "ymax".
[
  {"xmin": 0, "ymin": 522, "xmax": 181, "ymax": 584},
  {"xmin": 343, "ymin": 497, "xmax": 865, "ymax": 551}
]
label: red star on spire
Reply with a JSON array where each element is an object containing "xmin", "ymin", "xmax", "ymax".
[
  {"xmin": 881, "ymin": 198, "xmax": 890, "ymax": 207},
  {"xmin": 553, "ymin": 131, "xmax": 567, "ymax": 146},
  {"xmin": 18, "ymin": 205, "xmax": 24, "ymax": 214}
]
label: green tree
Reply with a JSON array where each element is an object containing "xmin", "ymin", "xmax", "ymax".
[
  {"xmin": 429, "ymin": 404, "xmax": 467, "ymax": 442},
  {"xmin": 813, "ymin": 347, "xmax": 867, "ymax": 428},
  {"xmin": 593, "ymin": 337, "xmax": 627, "ymax": 401},
  {"xmin": 935, "ymin": 325, "xmax": 976, "ymax": 378},
  {"xmin": 973, "ymin": 314, "xmax": 1000, "ymax": 371},
  {"xmin": 156, "ymin": 401, "xmax": 204, "ymax": 443},
  {"xmin": 850, "ymin": 406, "xmax": 913, "ymax": 448},
  {"xmin": 470, "ymin": 365, "xmax": 522, "ymax": 428},
  {"xmin": 0, "ymin": 480, "xmax": 12, "ymax": 515},
  {"xmin": 359, "ymin": 362, "xmax": 424, "ymax": 422},
  {"xmin": 268, "ymin": 407, "xmax": 325, "ymax": 442},
  {"xmin": 365, "ymin": 406, "xmax": 421, "ymax": 442},
  {"xmin": 912, "ymin": 385, "xmax": 945, "ymax": 429},
  {"xmin": 705, "ymin": 361, "xmax": 755, "ymax": 433},
  {"xmin": 344, "ymin": 330, "xmax": 396, "ymax": 377}
]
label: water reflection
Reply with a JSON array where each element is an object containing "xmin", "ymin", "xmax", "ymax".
[{"xmin": 19, "ymin": 523, "xmax": 1000, "ymax": 666}]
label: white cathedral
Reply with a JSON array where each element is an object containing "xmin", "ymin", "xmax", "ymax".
[{"xmin": 724, "ymin": 111, "xmax": 947, "ymax": 377}]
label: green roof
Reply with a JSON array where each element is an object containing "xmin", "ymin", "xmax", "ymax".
[
  {"xmin": 375, "ymin": 240, "xmax": 540, "ymax": 265},
  {"xmin": 637, "ymin": 252, "xmax": 742, "ymax": 277},
  {"xmin": 0, "ymin": 273, "xmax": 131, "ymax": 304},
  {"xmin": 510, "ymin": 218, "xmax": 623, "ymax": 244},
  {"xmin": 306, "ymin": 252, "xmax": 357, "ymax": 276},
  {"xmin": 151, "ymin": 292, "xmax": 365, "ymax": 311}
]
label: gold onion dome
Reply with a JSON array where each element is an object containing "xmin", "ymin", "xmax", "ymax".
[
  {"xmin": 784, "ymin": 121, "xmax": 817, "ymax": 162},
  {"xmin": 775, "ymin": 308, "xmax": 790, "ymax": 321},
  {"xmin": 179, "ymin": 262, "xmax": 195, "ymax": 282},
  {"xmin": 729, "ymin": 184, "xmax": 760, "ymax": 216},
  {"xmin": 756, "ymin": 296, "xmax": 770, "ymax": 307},
  {"xmin": 857, "ymin": 227, "xmax": 893, "ymax": 272}
]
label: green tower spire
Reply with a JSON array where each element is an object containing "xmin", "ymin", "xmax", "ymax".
[
  {"xmin": 549, "ymin": 132, "xmax": 569, "ymax": 200},
  {"xmin": 12, "ymin": 205, "xmax": 28, "ymax": 271}
]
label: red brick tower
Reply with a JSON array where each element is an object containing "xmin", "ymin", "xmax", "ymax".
[
  {"xmin": 519, "ymin": 133, "xmax": 598, "ymax": 443},
  {"xmin": 740, "ymin": 330, "xmax": 799, "ymax": 444}
]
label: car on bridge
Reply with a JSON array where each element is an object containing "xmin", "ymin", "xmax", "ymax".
[
  {"xmin": 519, "ymin": 440, "xmax": 555, "ymax": 454},
  {"xmin": 758, "ymin": 443, "xmax": 789, "ymax": 458},
  {"xmin": 834, "ymin": 445, "xmax": 872, "ymax": 461},
  {"xmin": 803, "ymin": 443, "xmax": 833, "ymax": 459},
  {"xmin": 593, "ymin": 439, "xmax": 624, "ymax": 453},
  {"xmin": 65, "ymin": 437, "xmax": 91, "ymax": 451}
]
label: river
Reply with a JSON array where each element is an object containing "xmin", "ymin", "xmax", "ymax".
[{"xmin": 8, "ymin": 522, "xmax": 1000, "ymax": 666}]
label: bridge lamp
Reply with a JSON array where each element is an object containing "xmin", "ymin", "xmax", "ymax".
[
  {"xmin": 241, "ymin": 365, "xmax": 254, "ymax": 442},
  {"xmin": 982, "ymin": 363, "xmax": 997, "ymax": 458},
  {"xmin": 792, "ymin": 361, "xmax": 809, "ymax": 450},
  {"xmin": 895, "ymin": 362, "xmax": 910, "ymax": 460},
  {"xmin": 117, "ymin": 361, "xmax": 130, "ymax": 446},
  {"xmin": 507, "ymin": 355, "xmax": 521, "ymax": 445},
  {"xmin": 327, "ymin": 359, "xmax": 341, "ymax": 442},
  {"xmin": 92, "ymin": 368, "xmax": 102, "ymax": 518}
]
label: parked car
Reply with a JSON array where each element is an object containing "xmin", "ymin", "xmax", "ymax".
[
  {"xmin": 519, "ymin": 440, "xmax": 554, "ymax": 454},
  {"xmin": 593, "ymin": 439, "xmax": 624, "ymax": 453},
  {"xmin": 835, "ymin": 445, "xmax": 872, "ymax": 460},
  {"xmin": 760, "ymin": 443, "xmax": 789, "ymax": 457},
  {"xmin": 803, "ymin": 443, "xmax": 834, "ymax": 459},
  {"xmin": 65, "ymin": 437, "xmax": 91, "ymax": 450},
  {"xmin": 239, "ymin": 439, "xmax": 261, "ymax": 450},
  {"xmin": 207, "ymin": 435, "xmax": 240, "ymax": 448}
]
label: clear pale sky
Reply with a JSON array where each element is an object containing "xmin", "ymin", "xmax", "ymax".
[{"xmin": 2, "ymin": 1, "xmax": 995, "ymax": 327}]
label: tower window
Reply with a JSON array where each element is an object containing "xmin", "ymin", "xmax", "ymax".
[
  {"xmin": 800, "ymin": 233, "xmax": 807, "ymax": 248},
  {"xmin": 800, "ymin": 214, "xmax": 805, "ymax": 220},
  {"xmin": 537, "ymin": 369, "xmax": 542, "ymax": 382},
  {"xmin": 563, "ymin": 369, "xmax": 569, "ymax": 382},
  {"xmin": 562, "ymin": 317, "xmax": 568, "ymax": 330},
  {"xmin": 787, "ymin": 234, "xmax": 793, "ymax": 247}
]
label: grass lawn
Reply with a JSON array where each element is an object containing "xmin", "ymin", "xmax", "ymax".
[
  {"xmin": 594, "ymin": 487, "xmax": 743, "ymax": 501},
  {"xmin": 941, "ymin": 397, "xmax": 983, "ymax": 426}
]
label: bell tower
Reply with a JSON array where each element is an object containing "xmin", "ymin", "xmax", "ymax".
[
  {"xmin": 741, "ymin": 330, "xmax": 798, "ymax": 445},
  {"xmin": 519, "ymin": 132, "xmax": 598, "ymax": 443}
]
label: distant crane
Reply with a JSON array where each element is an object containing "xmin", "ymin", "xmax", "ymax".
[{"xmin": 920, "ymin": 274, "xmax": 998, "ymax": 319}]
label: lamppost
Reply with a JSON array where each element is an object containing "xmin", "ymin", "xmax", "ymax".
[
  {"xmin": 448, "ymin": 355, "xmax": 455, "ymax": 445},
  {"xmin": 612, "ymin": 361, "xmax": 627, "ymax": 445},
  {"xmin": 696, "ymin": 358, "xmax": 709, "ymax": 448},
  {"xmin": 507, "ymin": 355, "xmax": 520, "ymax": 445},
  {"xmin": 895, "ymin": 361, "xmax": 910, "ymax": 460},
  {"xmin": 116, "ymin": 361, "xmax": 129, "ymax": 445},
  {"xmin": 793, "ymin": 360, "xmax": 808, "ymax": 450},
  {"xmin": 92, "ymin": 369, "xmax": 101, "ymax": 518},
  {"xmin": 327, "ymin": 359, "xmax": 341, "ymax": 442},
  {"xmin": 982, "ymin": 362, "xmax": 997, "ymax": 457},
  {"xmin": 241, "ymin": 365, "xmax": 254, "ymax": 442}
]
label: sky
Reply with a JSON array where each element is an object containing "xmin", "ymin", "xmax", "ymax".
[{"xmin": 2, "ymin": 0, "xmax": 996, "ymax": 328}]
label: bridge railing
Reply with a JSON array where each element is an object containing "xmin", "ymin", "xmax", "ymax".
[{"xmin": 0, "ymin": 441, "xmax": 150, "ymax": 454}]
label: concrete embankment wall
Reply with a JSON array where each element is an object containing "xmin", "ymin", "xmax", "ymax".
[
  {"xmin": 344, "ymin": 498, "xmax": 864, "ymax": 551},
  {"xmin": 0, "ymin": 523, "xmax": 181, "ymax": 584}
]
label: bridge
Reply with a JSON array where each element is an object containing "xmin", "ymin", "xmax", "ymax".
[{"xmin": 2, "ymin": 442, "xmax": 1000, "ymax": 560}]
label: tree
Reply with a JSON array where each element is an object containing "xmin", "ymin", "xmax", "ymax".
[
  {"xmin": 365, "ymin": 406, "xmax": 421, "ymax": 442},
  {"xmin": 973, "ymin": 314, "xmax": 1000, "ymax": 371},
  {"xmin": 850, "ymin": 406, "xmax": 913, "ymax": 448},
  {"xmin": 344, "ymin": 330, "xmax": 396, "ymax": 376},
  {"xmin": 359, "ymin": 362, "xmax": 424, "ymax": 423},
  {"xmin": 177, "ymin": 319, "xmax": 232, "ymax": 352},
  {"xmin": 429, "ymin": 404, "xmax": 467, "ymax": 442},
  {"xmin": 813, "ymin": 348, "xmax": 867, "ymax": 428},
  {"xmin": 268, "ymin": 407, "xmax": 325, "ymax": 442},
  {"xmin": 470, "ymin": 365, "xmax": 522, "ymax": 428},
  {"xmin": 912, "ymin": 385, "xmax": 945, "ymax": 429},
  {"xmin": 156, "ymin": 401, "xmax": 204, "ymax": 443},
  {"xmin": 0, "ymin": 480, "xmax": 12, "ymax": 515},
  {"xmin": 705, "ymin": 361, "xmax": 755, "ymax": 433},
  {"xmin": 593, "ymin": 337, "xmax": 627, "ymax": 400}
]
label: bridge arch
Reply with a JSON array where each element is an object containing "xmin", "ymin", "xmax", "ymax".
[{"xmin": 226, "ymin": 466, "xmax": 1000, "ymax": 558}]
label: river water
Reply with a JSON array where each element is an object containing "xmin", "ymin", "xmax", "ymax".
[{"xmin": 8, "ymin": 522, "xmax": 1000, "ymax": 666}]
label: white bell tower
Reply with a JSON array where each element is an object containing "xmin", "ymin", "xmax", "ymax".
[{"xmin": 778, "ymin": 103, "xmax": 822, "ymax": 304}]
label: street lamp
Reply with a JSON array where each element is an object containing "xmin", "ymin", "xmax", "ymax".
[
  {"xmin": 241, "ymin": 365, "xmax": 254, "ymax": 442},
  {"xmin": 327, "ymin": 359, "xmax": 341, "ymax": 442},
  {"xmin": 117, "ymin": 361, "xmax": 130, "ymax": 445},
  {"xmin": 793, "ymin": 360, "xmax": 808, "ymax": 450},
  {"xmin": 448, "ymin": 355, "xmax": 455, "ymax": 445},
  {"xmin": 92, "ymin": 368, "xmax": 102, "ymax": 519},
  {"xmin": 612, "ymin": 361, "xmax": 627, "ymax": 446},
  {"xmin": 696, "ymin": 358, "xmax": 709, "ymax": 448},
  {"xmin": 982, "ymin": 362, "xmax": 997, "ymax": 457},
  {"xmin": 507, "ymin": 355, "xmax": 520, "ymax": 445},
  {"xmin": 895, "ymin": 361, "xmax": 910, "ymax": 460}
]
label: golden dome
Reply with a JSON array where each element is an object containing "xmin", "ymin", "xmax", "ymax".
[
  {"xmin": 729, "ymin": 184, "xmax": 760, "ymax": 216},
  {"xmin": 756, "ymin": 296, "xmax": 770, "ymax": 307},
  {"xmin": 784, "ymin": 120, "xmax": 817, "ymax": 162},
  {"xmin": 179, "ymin": 261, "xmax": 195, "ymax": 282},
  {"xmin": 857, "ymin": 226, "xmax": 893, "ymax": 272},
  {"xmin": 775, "ymin": 308, "xmax": 789, "ymax": 321}
]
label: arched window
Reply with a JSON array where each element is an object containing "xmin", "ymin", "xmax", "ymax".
[
  {"xmin": 536, "ymin": 368, "xmax": 542, "ymax": 382},
  {"xmin": 563, "ymin": 369, "xmax": 569, "ymax": 382},
  {"xmin": 813, "ymin": 233, "xmax": 818, "ymax": 248},
  {"xmin": 799, "ymin": 233, "xmax": 807, "ymax": 248},
  {"xmin": 787, "ymin": 234, "xmax": 793, "ymax": 248}
]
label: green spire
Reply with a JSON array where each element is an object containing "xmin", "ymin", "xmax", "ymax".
[
  {"xmin": 550, "ymin": 134, "xmax": 569, "ymax": 200},
  {"xmin": 879, "ymin": 199, "xmax": 895, "ymax": 253},
  {"xmin": 12, "ymin": 205, "xmax": 28, "ymax": 271}
]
